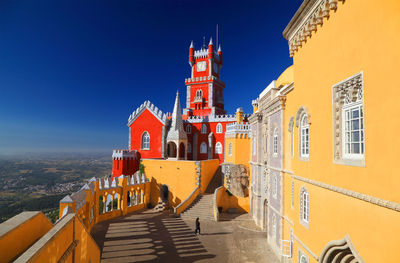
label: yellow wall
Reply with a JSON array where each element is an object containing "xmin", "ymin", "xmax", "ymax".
[
  {"xmin": 142, "ymin": 159, "xmax": 219, "ymax": 208},
  {"xmin": 225, "ymin": 135, "xmax": 250, "ymax": 167},
  {"xmin": 0, "ymin": 212, "xmax": 53, "ymax": 263},
  {"xmin": 216, "ymin": 186, "xmax": 249, "ymax": 213},
  {"xmin": 282, "ymin": 1, "xmax": 400, "ymax": 262}
]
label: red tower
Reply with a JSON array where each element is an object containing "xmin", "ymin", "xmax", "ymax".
[
  {"xmin": 111, "ymin": 150, "xmax": 140, "ymax": 179},
  {"xmin": 183, "ymin": 38, "xmax": 225, "ymax": 117}
]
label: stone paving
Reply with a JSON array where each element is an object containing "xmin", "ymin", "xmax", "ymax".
[{"xmin": 91, "ymin": 209, "xmax": 280, "ymax": 263}]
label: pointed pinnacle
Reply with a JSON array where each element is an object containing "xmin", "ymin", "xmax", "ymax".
[
  {"xmin": 209, "ymin": 37, "xmax": 213, "ymax": 45},
  {"xmin": 190, "ymin": 40, "xmax": 194, "ymax": 48},
  {"xmin": 218, "ymin": 44, "xmax": 222, "ymax": 52}
]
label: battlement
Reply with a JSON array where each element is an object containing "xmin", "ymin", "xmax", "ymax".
[
  {"xmin": 194, "ymin": 48, "xmax": 220, "ymax": 60},
  {"xmin": 225, "ymin": 122, "xmax": 251, "ymax": 139},
  {"xmin": 127, "ymin": 100, "xmax": 167, "ymax": 126},
  {"xmin": 185, "ymin": 113, "xmax": 250, "ymax": 123},
  {"xmin": 112, "ymin": 149, "xmax": 138, "ymax": 159},
  {"xmin": 185, "ymin": 75, "xmax": 225, "ymax": 85}
]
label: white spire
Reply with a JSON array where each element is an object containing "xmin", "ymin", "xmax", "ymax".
[
  {"xmin": 209, "ymin": 37, "xmax": 213, "ymax": 45},
  {"xmin": 166, "ymin": 91, "xmax": 187, "ymax": 143},
  {"xmin": 170, "ymin": 91, "xmax": 183, "ymax": 131},
  {"xmin": 190, "ymin": 40, "xmax": 194, "ymax": 48},
  {"xmin": 218, "ymin": 44, "xmax": 222, "ymax": 52}
]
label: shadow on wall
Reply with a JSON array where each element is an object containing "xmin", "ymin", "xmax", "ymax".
[
  {"xmin": 218, "ymin": 188, "xmax": 250, "ymax": 213},
  {"xmin": 150, "ymin": 178, "xmax": 182, "ymax": 208}
]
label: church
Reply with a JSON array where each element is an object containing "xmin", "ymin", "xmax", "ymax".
[{"xmin": 112, "ymin": 38, "xmax": 249, "ymax": 178}]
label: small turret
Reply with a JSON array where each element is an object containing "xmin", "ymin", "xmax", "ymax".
[
  {"xmin": 252, "ymin": 99, "xmax": 259, "ymax": 113},
  {"xmin": 236, "ymin": 107, "xmax": 244, "ymax": 123},
  {"xmin": 218, "ymin": 44, "xmax": 222, "ymax": 64},
  {"xmin": 189, "ymin": 41, "xmax": 195, "ymax": 66},
  {"xmin": 208, "ymin": 37, "xmax": 214, "ymax": 59}
]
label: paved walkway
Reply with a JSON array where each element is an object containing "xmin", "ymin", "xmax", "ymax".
[{"xmin": 91, "ymin": 210, "xmax": 280, "ymax": 263}]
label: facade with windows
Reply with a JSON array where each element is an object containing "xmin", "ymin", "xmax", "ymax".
[
  {"xmin": 276, "ymin": 0, "xmax": 400, "ymax": 262},
  {"xmin": 249, "ymin": 74, "xmax": 289, "ymax": 258}
]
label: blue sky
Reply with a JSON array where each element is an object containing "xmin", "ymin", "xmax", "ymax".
[{"xmin": 0, "ymin": 0, "xmax": 301, "ymax": 154}]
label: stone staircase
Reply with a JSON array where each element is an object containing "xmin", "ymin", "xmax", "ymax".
[
  {"xmin": 153, "ymin": 201, "xmax": 168, "ymax": 212},
  {"xmin": 180, "ymin": 166, "xmax": 223, "ymax": 220},
  {"xmin": 180, "ymin": 194, "xmax": 214, "ymax": 220}
]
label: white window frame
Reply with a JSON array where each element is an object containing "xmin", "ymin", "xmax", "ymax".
[
  {"xmin": 291, "ymin": 125, "xmax": 294, "ymax": 158},
  {"xmin": 342, "ymin": 103, "xmax": 364, "ymax": 160},
  {"xmin": 228, "ymin": 143, "xmax": 232, "ymax": 156},
  {"xmin": 291, "ymin": 180, "xmax": 294, "ymax": 209},
  {"xmin": 215, "ymin": 142, "xmax": 223, "ymax": 154},
  {"xmin": 201, "ymin": 124, "xmax": 207, "ymax": 134},
  {"xmin": 186, "ymin": 124, "xmax": 191, "ymax": 134},
  {"xmin": 300, "ymin": 187, "xmax": 309, "ymax": 228},
  {"xmin": 216, "ymin": 123, "xmax": 223, "ymax": 133},
  {"xmin": 300, "ymin": 115, "xmax": 309, "ymax": 159},
  {"xmin": 141, "ymin": 131, "xmax": 150, "ymax": 150},
  {"xmin": 273, "ymin": 128, "xmax": 278, "ymax": 156},
  {"xmin": 200, "ymin": 142, "xmax": 207, "ymax": 154}
]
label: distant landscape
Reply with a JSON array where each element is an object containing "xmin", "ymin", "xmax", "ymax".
[{"xmin": 0, "ymin": 153, "xmax": 112, "ymax": 223}]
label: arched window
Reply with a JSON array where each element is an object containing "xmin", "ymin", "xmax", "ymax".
[
  {"xmin": 273, "ymin": 128, "xmax": 278, "ymax": 155},
  {"xmin": 201, "ymin": 124, "xmax": 207, "ymax": 134},
  {"xmin": 196, "ymin": 90, "xmax": 203, "ymax": 99},
  {"xmin": 300, "ymin": 187, "xmax": 309, "ymax": 226},
  {"xmin": 300, "ymin": 115, "xmax": 309, "ymax": 158},
  {"xmin": 215, "ymin": 142, "xmax": 222, "ymax": 154},
  {"xmin": 187, "ymin": 143, "xmax": 192, "ymax": 153},
  {"xmin": 141, "ymin": 132, "xmax": 150, "ymax": 150},
  {"xmin": 186, "ymin": 124, "xmax": 191, "ymax": 134},
  {"xmin": 228, "ymin": 143, "xmax": 233, "ymax": 156},
  {"xmin": 216, "ymin": 123, "xmax": 223, "ymax": 133},
  {"xmin": 200, "ymin": 142, "xmax": 207, "ymax": 154}
]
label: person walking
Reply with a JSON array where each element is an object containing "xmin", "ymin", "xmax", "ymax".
[{"xmin": 194, "ymin": 217, "xmax": 201, "ymax": 235}]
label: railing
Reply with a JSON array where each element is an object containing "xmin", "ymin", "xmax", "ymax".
[
  {"xmin": 213, "ymin": 186, "xmax": 224, "ymax": 221},
  {"xmin": 174, "ymin": 186, "xmax": 200, "ymax": 216},
  {"xmin": 226, "ymin": 123, "xmax": 251, "ymax": 132}
]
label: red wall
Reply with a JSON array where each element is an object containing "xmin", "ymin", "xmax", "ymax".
[
  {"xmin": 184, "ymin": 121, "xmax": 234, "ymax": 163},
  {"xmin": 112, "ymin": 156, "xmax": 140, "ymax": 179},
  {"xmin": 130, "ymin": 109, "xmax": 164, "ymax": 159}
]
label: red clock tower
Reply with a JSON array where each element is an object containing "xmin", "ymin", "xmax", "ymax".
[{"xmin": 183, "ymin": 38, "xmax": 225, "ymax": 117}]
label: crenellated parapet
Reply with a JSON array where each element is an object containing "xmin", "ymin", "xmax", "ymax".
[
  {"xmin": 225, "ymin": 122, "xmax": 251, "ymax": 138},
  {"xmin": 127, "ymin": 100, "xmax": 167, "ymax": 126},
  {"xmin": 283, "ymin": 0, "xmax": 344, "ymax": 57},
  {"xmin": 112, "ymin": 149, "xmax": 139, "ymax": 160},
  {"xmin": 185, "ymin": 75, "xmax": 225, "ymax": 86}
]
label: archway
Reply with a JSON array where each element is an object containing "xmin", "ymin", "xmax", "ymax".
[
  {"xmin": 263, "ymin": 199, "xmax": 268, "ymax": 232},
  {"xmin": 161, "ymin": 184, "xmax": 169, "ymax": 203},
  {"xmin": 167, "ymin": 142, "xmax": 177, "ymax": 158},
  {"xmin": 179, "ymin": 142, "xmax": 185, "ymax": 160}
]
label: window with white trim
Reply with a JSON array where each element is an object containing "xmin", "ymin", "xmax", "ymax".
[
  {"xmin": 228, "ymin": 143, "xmax": 232, "ymax": 156},
  {"xmin": 201, "ymin": 124, "xmax": 207, "ymax": 134},
  {"xmin": 343, "ymin": 104, "xmax": 364, "ymax": 158},
  {"xmin": 332, "ymin": 72, "xmax": 365, "ymax": 166},
  {"xmin": 273, "ymin": 128, "xmax": 278, "ymax": 155},
  {"xmin": 186, "ymin": 124, "xmax": 191, "ymax": 134},
  {"xmin": 300, "ymin": 187, "xmax": 309, "ymax": 226},
  {"xmin": 215, "ymin": 142, "xmax": 223, "ymax": 154},
  {"xmin": 187, "ymin": 143, "xmax": 192, "ymax": 153},
  {"xmin": 141, "ymin": 132, "xmax": 150, "ymax": 150},
  {"xmin": 216, "ymin": 123, "xmax": 223, "ymax": 133},
  {"xmin": 300, "ymin": 115, "xmax": 309, "ymax": 158},
  {"xmin": 200, "ymin": 142, "xmax": 207, "ymax": 154},
  {"xmin": 291, "ymin": 125, "xmax": 294, "ymax": 158}
]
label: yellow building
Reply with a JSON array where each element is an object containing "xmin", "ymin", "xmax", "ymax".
[{"xmin": 277, "ymin": 0, "xmax": 400, "ymax": 262}]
